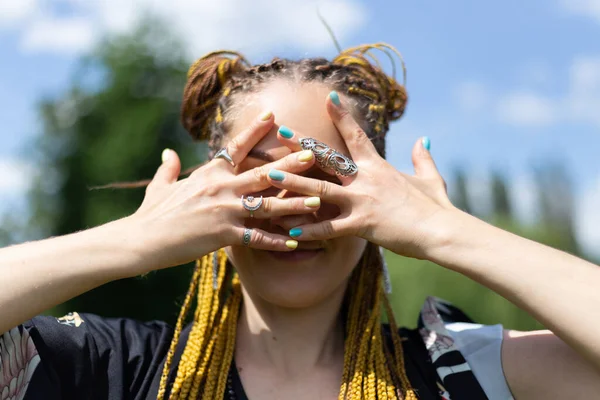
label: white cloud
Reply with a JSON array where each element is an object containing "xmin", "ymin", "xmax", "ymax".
[
  {"xmin": 575, "ymin": 175, "xmax": 600, "ymax": 259},
  {"xmin": 560, "ymin": 0, "xmax": 600, "ymax": 22},
  {"xmin": 0, "ymin": 0, "xmax": 37, "ymax": 27},
  {"xmin": 454, "ymin": 81, "xmax": 488, "ymax": 113},
  {"xmin": 21, "ymin": 16, "xmax": 96, "ymax": 54},
  {"xmin": 493, "ymin": 55, "xmax": 600, "ymax": 127},
  {"xmin": 0, "ymin": 158, "xmax": 33, "ymax": 194},
  {"xmin": 0, "ymin": 0, "xmax": 367, "ymax": 56},
  {"xmin": 497, "ymin": 92, "xmax": 557, "ymax": 126}
]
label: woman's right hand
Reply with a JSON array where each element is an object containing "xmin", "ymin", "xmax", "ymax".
[{"xmin": 128, "ymin": 111, "xmax": 318, "ymax": 272}]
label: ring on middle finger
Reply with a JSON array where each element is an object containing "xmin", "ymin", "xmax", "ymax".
[
  {"xmin": 241, "ymin": 195, "xmax": 263, "ymax": 218},
  {"xmin": 299, "ymin": 138, "xmax": 358, "ymax": 176}
]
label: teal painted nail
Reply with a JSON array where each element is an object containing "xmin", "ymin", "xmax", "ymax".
[
  {"xmin": 268, "ymin": 169, "xmax": 285, "ymax": 181},
  {"xmin": 289, "ymin": 228, "xmax": 303, "ymax": 238},
  {"xmin": 278, "ymin": 125, "xmax": 294, "ymax": 139},
  {"xmin": 422, "ymin": 136, "xmax": 431, "ymax": 151},
  {"xmin": 329, "ymin": 90, "xmax": 341, "ymax": 106}
]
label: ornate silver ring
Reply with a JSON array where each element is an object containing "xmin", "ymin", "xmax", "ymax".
[
  {"xmin": 299, "ymin": 138, "xmax": 358, "ymax": 176},
  {"xmin": 214, "ymin": 147, "xmax": 235, "ymax": 167},
  {"xmin": 241, "ymin": 195, "xmax": 263, "ymax": 218}
]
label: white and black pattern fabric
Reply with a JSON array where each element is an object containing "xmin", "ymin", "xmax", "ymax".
[
  {"xmin": 1, "ymin": 298, "xmax": 498, "ymax": 399},
  {"xmin": 418, "ymin": 296, "xmax": 489, "ymax": 399}
]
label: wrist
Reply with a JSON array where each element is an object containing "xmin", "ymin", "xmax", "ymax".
[
  {"xmin": 420, "ymin": 206, "xmax": 480, "ymax": 265},
  {"xmin": 97, "ymin": 216, "xmax": 160, "ymax": 277}
]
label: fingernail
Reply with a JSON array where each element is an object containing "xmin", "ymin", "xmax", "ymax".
[
  {"xmin": 286, "ymin": 240, "xmax": 298, "ymax": 249},
  {"xmin": 297, "ymin": 150, "xmax": 313, "ymax": 162},
  {"xmin": 289, "ymin": 228, "xmax": 303, "ymax": 238},
  {"xmin": 304, "ymin": 197, "xmax": 320, "ymax": 207},
  {"xmin": 260, "ymin": 110, "xmax": 273, "ymax": 121},
  {"xmin": 278, "ymin": 125, "xmax": 294, "ymax": 139},
  {"xmin": 421, "ymin": 136, "xmax": 431, "ymax": 151},
  {"xmin": 329, "ymin": 91, "xmax": 341, "ymax": 106},
  {"xmin": 161, "ymin": 148, "xmax": 171, "ymax": 163},
  {"xmin": 268, "ymin": 169, "xmax": 285, "ymax": 181}
]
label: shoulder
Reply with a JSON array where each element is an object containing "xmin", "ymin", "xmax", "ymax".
[
  {"xmin": 414, "ymin": 296, "xmax": 514, "ymax": 399},
  {"xmin": 3, "ymin": 312, "xmax": 174, "ymax": 399},
  {"xmin": 502, "ymin": 329, "xmax": 600, "ymax": 398}
]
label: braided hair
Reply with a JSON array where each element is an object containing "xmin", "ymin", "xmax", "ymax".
[{"xmin": 159, "ymin": 43, "xmax": 416, "ymax": 400}]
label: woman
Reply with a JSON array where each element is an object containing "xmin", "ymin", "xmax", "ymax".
[{"xmin": 1, "ymin": 44, "xmax": 599, "ymax": 400}]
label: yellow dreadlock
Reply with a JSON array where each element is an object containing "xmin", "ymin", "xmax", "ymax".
[
  {"xmin": 158, "ymin": 246, "xmax": 416, "ymax": 400},
  {"xmin": 163, "ymin": 42, "xmax": 416, "ymax": 399}
]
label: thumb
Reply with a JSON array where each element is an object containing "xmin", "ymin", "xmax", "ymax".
[
  {"xmin": 411, "ymin": 137, "xmax": 440, "ymax": 179},
  {"xmin": 151, "ymin": 148, "xmax": 181, "ymax": 186}
]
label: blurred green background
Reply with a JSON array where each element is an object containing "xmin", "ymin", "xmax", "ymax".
[{"xmin": 1, "ymin": 21, "xmax": 595, "ymax": 332}]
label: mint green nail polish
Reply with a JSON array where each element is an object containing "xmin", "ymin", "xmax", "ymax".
[
  {"xmin": 278, "ymin": 125, "xmax": 294, "ymax": 139},
  {"xmin": 422, "ymin": 136, "xmax": 431, "ymax": 151},
  {"xmin": 329, "ymin": 91, "xmax": 341, "ymax": 106},
  {"xmin": 268, "ymin": 169, "xmax": 285, "ymax": 181},
  {"xmin": 289, "ymin": 228, "xmax": 303, "ymax": 238}
]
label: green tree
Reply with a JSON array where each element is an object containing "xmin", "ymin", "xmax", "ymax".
[
  {"xmin": 26, "ymin": 20, "xmax": 200, "ymax": 323},
  {"xmin": 532, "ymin": 161, "xmax": 579, "ymax": 254},
  {"xmin": 450, "ymin": 167, "xmax": 472, "ymax": 214},
  {"xmin": 490, "ymin": 170, "xmax": 512, "ymax": 220}
]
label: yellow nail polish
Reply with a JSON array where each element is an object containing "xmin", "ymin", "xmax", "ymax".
[
  {"xmin": 161, "ymin": 148, "xmax": 171, "ymax": 163},
  {"xmin": 285, "ymin": 240, "xmax": 298, "ymax": 249},
  {"xmin": 260, "ymin": 110, "xmax": 273, "ymax": 121},
  {"xmin": 297, "ymin": 150, "xmax": 313, "ymax": 162},
  {"xmin": 304, "ymin": 197, "xmax": 321, "ymax": 207}
]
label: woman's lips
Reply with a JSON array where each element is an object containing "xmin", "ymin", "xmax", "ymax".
[{"xmin": 266, "ymin": 248, "xmax": 324, "ymax": 262}]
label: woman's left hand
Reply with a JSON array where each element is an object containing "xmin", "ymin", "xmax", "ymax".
[{"xmin": 267, "ymin": 92, "xmax": 458, "ymax": 259}]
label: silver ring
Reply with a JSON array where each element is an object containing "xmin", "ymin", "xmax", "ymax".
[
  {"xmin": 242, "ymin": 228, "xmax": 252, "ymax": 246},
  {"xmin": 214, "ymin": 147, "xmax": 235, "ymax": 167},
  {"xmin": 241, "ymin": 195, "xmax": 263, "ymax": 218},
  {"xmin": 299, "ymin": 138, "xmax": 358, "ymax": 176}
]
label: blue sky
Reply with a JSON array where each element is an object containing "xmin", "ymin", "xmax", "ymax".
[{"xmin": 1, "ymin": 0, "xmax": 599, "ymax": 257}]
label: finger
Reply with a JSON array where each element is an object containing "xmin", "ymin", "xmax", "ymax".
[
  {"xmin": 233, "ymin": 149, "xmax": 316, "ymax": 193},
  {"xmin": 287, "ymin": 217, "xmax": 353, "ymax": 241},
  {"xmin": 149, "ymin": 148, "xmax": 181, "ymax": 189},
  {"xmin": 279, "ymin": 128, "xmax": 341, "ymax": 179},
  {"xmin": 411, "ymin": 136, "xmax": 441, "ymax": 179},
  {"xmin": 222, "ymin": 110, "xmax": 274, "ymax": 166},
  {"xmin": 325, "ymin": 90, "xmax": 379, "ymax": 160},
  {"xmin": 233, "ymin": 227, "xmax": 299, "ymax": 251},
  {"xmin": 238, "ymin": 196, "xmax": 321, "ymax": 219},
  {"xmin": 266, "ymin": 169, "xmax": 347, "ymax": 203},
  {"xmin": 276, "ymin": 125, "xmax": 302, "ymax": 151}
]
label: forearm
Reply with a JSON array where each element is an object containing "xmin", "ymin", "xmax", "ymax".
[
  {"xmin": 0, "ymin": 217, "xmax": 148, "ymax": 333},
  {"xmin": 426, "ymin": 209, "xmax": 600, "ymax": 368}
]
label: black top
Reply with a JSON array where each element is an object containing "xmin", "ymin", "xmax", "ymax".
[{"xmin": 1, "ymin": 297, "xmax": 488, "ymax": 399}]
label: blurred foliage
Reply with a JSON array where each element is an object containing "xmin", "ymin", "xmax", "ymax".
[
  {"xmin": 2, "ymin": 19, "xmax": 596, "ymax": 330},
  {"xmin": 21, "ymin": 20, "xmax": 201, "ymax": 322}
]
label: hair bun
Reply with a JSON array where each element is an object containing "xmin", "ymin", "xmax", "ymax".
[
  {"xmin": 334, "ymin": 43, "xmax": 408, "ymax": 126},
  {"xmin": 181, "ymin": 51, "xmax": 249, "ymax": 140}
]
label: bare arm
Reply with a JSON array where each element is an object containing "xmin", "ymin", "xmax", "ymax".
[
  {"xmin": 0, "ymin": 217, "xmax": 147, "ymax": 333},
  {"xmin": 427, "ymin": 209, "xmax": 600, "ymax": 371},
  {"xmin": 0, "ymin": 113, "xmax": 319, "ymax": 333}
]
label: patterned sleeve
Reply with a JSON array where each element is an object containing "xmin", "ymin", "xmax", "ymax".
[
  {"xmin": 1, "ymin": 312, "xmax": 173, "ymax": 400},
  {"xmin": 417, "ymin": 296, "xmax": 515, "ymax": 400},
  {"xmin": 445, "ymin": 322, "xmax": 514, "ymax": 399}
]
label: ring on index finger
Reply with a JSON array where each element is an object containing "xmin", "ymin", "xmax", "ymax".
[{"xmin": 299, "ymin": 138, "xmax": 358, "ymax": 176}]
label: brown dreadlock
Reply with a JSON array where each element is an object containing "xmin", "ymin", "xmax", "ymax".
[{"xmin": 158, "ymin": 43, "xmax": 416, "ymax": 400}]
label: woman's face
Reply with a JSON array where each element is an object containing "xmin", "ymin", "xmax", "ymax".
[{"xmin": 225, "ymin": 80, "xmax": 367, "ymax": 308}]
